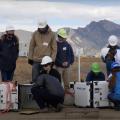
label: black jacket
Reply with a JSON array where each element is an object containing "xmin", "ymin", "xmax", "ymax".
[
  {"xmin": 33, "ymin": 74, "xmax": 64, "ymax": 97},
  {"xmin": 40, "ymin": 68, "xmax": 61, "ymax": 83},
  {"xmin": 0, "ymin": 34, "xmax": 19, "ymax": 71},
  {"xmin": 86, "ymin": 71, "xmax": 105, "ymax": 82}
]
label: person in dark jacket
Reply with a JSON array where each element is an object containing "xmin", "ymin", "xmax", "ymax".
[
  {"xmin": 31, "ymin": 56, "xmax": 64, "ymax": 112},
  {"xmin": 108, "ymin": 62, "xmax": 120, "ymax": 111},
  {"xmin": 55, "ymin": 28, "xmax": 74, "ymax": 94},
  {"xmin": 101, "ymin": 35, "xmax": 120, "ymax": 76},
  {"xmin": 86, "ymin": 62, "xmax": 105, "ymax": 82},
  {"xmin": 0, "ymin": 26, "xmax": 19, "ymax": 82}
]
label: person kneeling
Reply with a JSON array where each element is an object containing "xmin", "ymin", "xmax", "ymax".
[
  {"xmin": 108, "ymin": 62, "xmax": 120, "ymax": 111},
  {"xmin": 86, "ymin": 62, "xmax": 105, "ymax": 82},
  {"xmin": 31, "ymin": 56, "xmax": 64, "ymax": 112}
]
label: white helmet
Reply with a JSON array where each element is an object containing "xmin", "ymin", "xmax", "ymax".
[
  {"xmin": 38, "ymin": 19, "xmax": 47, "ymax": 28},
  {"xmin": 41, "ymin": 56, "xmax": 53, "ymax": 65},
  {"xmin": 101, "ymin": 47, "xmax": 110, "ymax": 58},
  {"xmin": 108, "ymin": 35, "xmax": 118, "ymax": 46},
  {"xmin": 6, "ymin": 25, "xmax": 14, "ymax": 31}
]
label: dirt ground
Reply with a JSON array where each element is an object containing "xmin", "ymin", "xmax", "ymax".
[
  {"xmin": 13, "ymin": 56, "xmax": 106, "ymax": 84},
  {"xmin": 2, "ymin": 57, "xmax": 119, "ymax": 120}
]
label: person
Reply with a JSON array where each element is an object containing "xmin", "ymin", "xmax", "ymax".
[
  {"xmin": 101, "ymin": 35, "xmax": 120, "ymax": 76},
  {"xmin": 28, "ymin": 19, "xmax": 57, "ymax": 82},
  {"xmin": 86, "ymin": 62, "xmax": 105, "ymax": 82},
  {"xmin": 108, "ymin": 62, "xmax": 120, "ymax": 111},
  {"xmin": 39, "ymin": 56, "xmax": 61, "ymax": 82},
  {"xmin": 0, "ymin": 25, "xmax": 19, "ymax": 82},
  {"xmin": 55, "ymin": 28, "xmax": 74, "ymax": 94},
  {"xmin": 31, "ymin": 56, "xmax": 64, "ymax": 112}
]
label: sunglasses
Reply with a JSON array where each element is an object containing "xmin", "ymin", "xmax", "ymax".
[{"xmin": 43, "ymin": 63, "xmax": 51, "ymax": 67}]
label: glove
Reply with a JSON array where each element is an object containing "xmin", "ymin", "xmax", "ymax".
[{"xmin": 28, "ymin": 59, "xmax": 33, "ymax": 65}]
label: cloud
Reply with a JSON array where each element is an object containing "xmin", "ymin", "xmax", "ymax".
[{"xmin": 0, "ymin": 1, "xmax": 120, "ymax": 31}]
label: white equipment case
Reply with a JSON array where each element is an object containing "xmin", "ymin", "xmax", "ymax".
[
  {"xmin": 74, "ymin": 81, "xmax": 110, "ymax": 108},
  {"xmin": 74, "ymin": 82, "xmax": 91, "ymax": 107},
  {"xmin": 93, "ymin": 81, "xmax": 109, "ymax": 108}
]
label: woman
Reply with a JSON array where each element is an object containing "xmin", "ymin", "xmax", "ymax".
[{"xmin": 0, "ymin": 26, "xmax": 19, "ymax": 82}]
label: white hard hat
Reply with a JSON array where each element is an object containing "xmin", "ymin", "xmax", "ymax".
[
  {"xmin": 6, "ymin": 25, "xmax": 14, "ymax": 31},
  {"xmin": 38, "ymin": 19, "xmax": 47, "ymax": 28},
  {"xmin": 41, "ymin": 56, "xmax": 53, "ymax": 65},
  {"xmin": 101, "ymin": 47, "xmax": 110, "ymax": 58},
  {"xmin": 108, "ymin": 35, "xmax": 118, "ymax": 46}
]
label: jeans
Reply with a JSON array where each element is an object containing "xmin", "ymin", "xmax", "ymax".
[
  {"xmin": 1, "ymin": 69, "xmax": 14, "ymax": 81},
  {"xmin": 31, "ymin": 87, "xmax": 64, "ymax": 109},
  {"xmin": 32, "ymin": 62, "xmax": 43, "ymax": 82},
  {"xmin": 106, "ymin": 60, "xmax": 114, "ymax": 76}
]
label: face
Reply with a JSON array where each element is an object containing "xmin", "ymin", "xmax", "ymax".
[
  {"xmin": 43, "ymin": 64, "xmax": 51, "ymax": 72},
  {"xmin": 6, "ymin": 30, "xmax": 14, "ymax": 35},
  {"xmin": 38, "ymin": 25, "xmax": 48, "ymax": 33}
]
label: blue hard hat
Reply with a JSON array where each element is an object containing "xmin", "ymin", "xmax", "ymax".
[{"xmin": 111, "ymin": 62, "xmax": 120, "ymax": 69}]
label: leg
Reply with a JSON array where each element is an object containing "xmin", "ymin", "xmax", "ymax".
[
  {"xmin": 32, "ymin": 62, "xmax": 42, "ymax": 82},
  {"xmin": 31, "ymin": 87, "xmax": 46, "ymax": 109},
  {"xmin": 106, "ymin": 61, "xmax": 113, "ymax": 76},
  {"xmin": 1, "ymin": 70, "xmax": 8, "ymax": 81},
  {"xmin": 63, "ymin": 67, "xmax": 70, "ymax": 90}
]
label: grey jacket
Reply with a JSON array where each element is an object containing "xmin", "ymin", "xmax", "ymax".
[{"xmin": 33, "ymin": 74, "xmax": 64, "ymax": 97}]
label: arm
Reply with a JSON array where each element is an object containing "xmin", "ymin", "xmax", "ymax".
[
  {"xmin": 50, "ymin": 32, "xmax": 57, "ymax": 61},
  {"xmin": 15, "ymin": 36, "xmax": 19, "ymax": 56},
  {"xmin": 69, "ymin": 44, "xmax": 74, "ymax": 64},
  {"xmin": 28, "ymin": 33, "xmax": 36, "ymax": 60},
  {"xmin": 86, "ymin": 72, "xmax": 92, "ymax": 82}
]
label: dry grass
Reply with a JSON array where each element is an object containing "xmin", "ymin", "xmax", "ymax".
[{"xmin": 13, "ymin": 57, "xmax": 107, "ymax": 84}]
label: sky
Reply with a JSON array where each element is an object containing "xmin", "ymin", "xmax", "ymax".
[{"xmin": 0, "ymin": 0, "xmax": 120, "ymax": 32}]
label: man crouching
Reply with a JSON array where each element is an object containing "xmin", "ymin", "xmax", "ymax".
[{"xmin": 31, "ymin": 56, "xmax": 64, "ymax": 112}]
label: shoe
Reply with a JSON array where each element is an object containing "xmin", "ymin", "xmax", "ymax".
[
  {"xmin": 39, "ymin": 108, "xmax": 49, "ymax": 113},
  {"xmin": 55, "ymin": 103, "xmax": 63, "ymax": 112}
]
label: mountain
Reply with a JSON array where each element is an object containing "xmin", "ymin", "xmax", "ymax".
[
  {"xmin": 67, "ymin": 20, "xmax": 120, "ymax": 56},
  {"xmin": 0, "ymin": 19, "xmax": 120, "ymax": 56}
]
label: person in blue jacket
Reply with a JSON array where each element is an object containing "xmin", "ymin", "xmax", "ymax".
[
  {"xmin": 86, "ymin": 62, "xmax": 105, "ymax": 82},
  {"xmin": 55, "ymin": 28, "xmax": 74, "ymax": 94},
  {"xmin": 108, "ymin": 62, "xmax": 120, "ymax": 111}
]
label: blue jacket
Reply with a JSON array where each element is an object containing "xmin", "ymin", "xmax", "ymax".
[
  {"xmin": 109, "ymin": 71, "xmax": 120, "ymax": 101},
  {"xmin": 86, "ymin": 71, "xmax": 105, "ymax": 82},
  {"xmin": 55, "ymin": 41, "xmax": 74, "ymax": 68}
]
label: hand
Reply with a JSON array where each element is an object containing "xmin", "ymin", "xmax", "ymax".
[
  {"xmin": 28, "ymin": 59, "xmax": 33, "ymax": 65},
  {"xmin": 62, "ymin": 62, "xmax": 68, "ymax": 67}
]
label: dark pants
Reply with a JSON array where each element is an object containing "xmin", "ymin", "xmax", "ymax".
[
  {"xmin": 31, "ymin": 87, "xmax": 64, "ymax": 109},
  {"xmin": 32, "ymin": 62, "xmax": 42, "ymax": 82},
  {"xmin": 1, "ymin": 69, "xmax": 14, "ymax": 81}
]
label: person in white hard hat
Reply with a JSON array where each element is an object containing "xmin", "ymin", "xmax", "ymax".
[
  {"xmin": 39, "ymin": 56, "xmax": 61, "ymax": 82},
  {"xmin": 28, "ymin": 19, "xmax": 57, "ymax": 82},
  {"xmin": 31, "ymin": 56, "xmax": 64, "ymax": 112},
  {"xmin": 0, "ymin": 25, "xmax": 19, "ymax": 82},
  {"xmin": 101, "ymin": 35, "xmax": 120, "ymax": 76}
]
